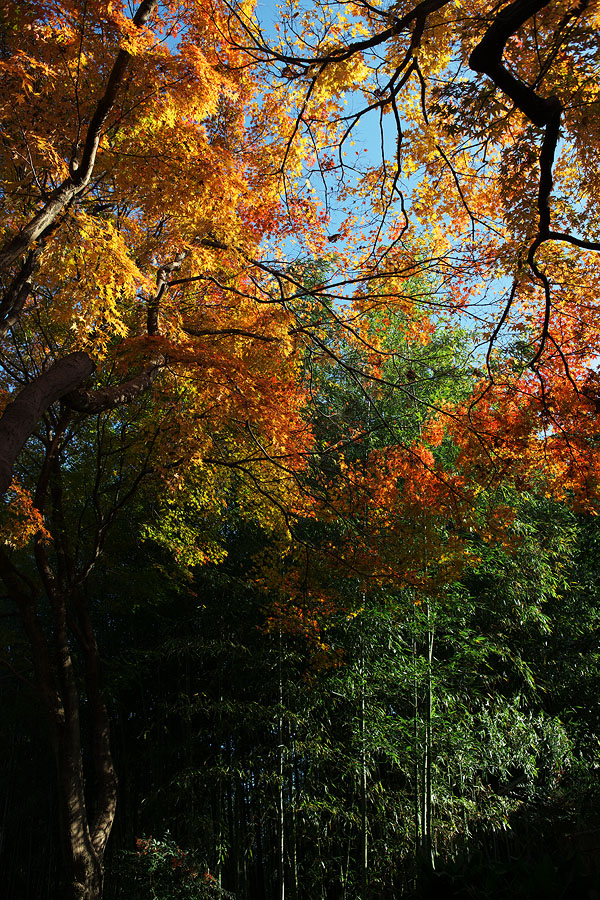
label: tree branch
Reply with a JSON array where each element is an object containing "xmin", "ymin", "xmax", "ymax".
[
  {"xmin": 0, "ymin": 353, "xmax": 95, "ymax": 496},
  {"xmin": 0, "ymin": 0, "xmax": 159, "ymax": 273},
  {"xmin": 469, "ymin": 0, "xmax": 559, "ymax": 128},
  {"xmin": 62, "ymin": 361, "xmax": 163, "ymax": 414}
]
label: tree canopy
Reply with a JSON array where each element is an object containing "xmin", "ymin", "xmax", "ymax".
[{"xmin": 1, "ymin": 0, "xmax": 600, "ymax": 898}]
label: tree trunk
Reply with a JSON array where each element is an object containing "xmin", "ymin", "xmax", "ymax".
[
  {"xmin": 359, "ymin": 639, "xmax": 368, "ymax": 900},
  {"xmin": 412, "ymin": 628, "xmax": 421, "ymax": 876},
  {"xmin": 1, "ymin": 433, "xmax": 118, "ymax": 900},
  {"xmin": 424, "ymin": 620, "xmax": 434, "ymax": 870},
  {"xmin": 15, "ymin": 580, "xmax": 116, "ymax": 900},
  {"xmin": 48, "ymin": 581, "xmax": 117, "ymax": 900},
  {"xmin": 0, "ymin": 353, "xmax": 95, "ymax": 496},
  {"xmin": 290, "ymin": 740, "xmax": 299, "ymax": 900},
  {"xmin": 277, "ymin": 630, "xmax": 286, "ymax": 900}
]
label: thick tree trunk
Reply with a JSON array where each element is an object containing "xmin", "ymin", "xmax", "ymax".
[
  {"xmin": 1, "ymin": 553, "xmax": 116, "ymax": 900},
  {"xmin": 1, "ymin": 428, "xmax": 118, "ymax": 900},
  {"xmin": 0, "ymin": 353, "xmax": 95, "ymax": 496},
  {"xmin": 44, "ymin": 576, "xmax": 117, "ymax": 900},
  {"xmin": 0, "ymin": 352, "xmax": 164, "ymax": 497},
  {"xmin": 69, "ymin": 858, "xmax": 104, "ymax": 900}
]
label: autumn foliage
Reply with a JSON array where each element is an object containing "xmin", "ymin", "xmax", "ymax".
[{"xmin": 1, "ymin": 0, "xmax": 600, "ymax": 896}]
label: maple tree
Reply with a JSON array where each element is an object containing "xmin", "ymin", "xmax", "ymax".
[
  {"xmin": 2, "ymin": 0, "xmax": 600, "ymax": 897},
  {"xmin": 0, "ymin": 1, "xmax": 321, "ymax": 898},
  {"xmin": 233, "ymin": 0, "xmax": 600, "ymax": 508},
  {"xmin": 0, "ymin": 0, "xmax": 322, "ymax": 501}
]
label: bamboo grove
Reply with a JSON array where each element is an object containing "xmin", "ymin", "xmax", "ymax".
[{"xmin": 0, "ymin": 0, "xmax": 599, "ymax": 898}]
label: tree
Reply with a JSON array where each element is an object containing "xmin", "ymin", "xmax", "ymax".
[
  {"xmin": 0, "ymin": 391, "xmax": 160, "ymax": 899},
  {"xmin": 237, "ymin": 0, "xmax": 600, "ymax": 507},
  {"xmin": 3, "ymin": 1, "xmax": 600, "ymax": 897},
  {"xmin": 0, "ymin": 3, "xmax": 321, "ymax": 897},
  {"xmin": 0, "ymin": 0, "xmax": 322, "ymax": 497},
  {"xmin": 91, "ymin": 473, "xmax": 600, "ymax": 900}
]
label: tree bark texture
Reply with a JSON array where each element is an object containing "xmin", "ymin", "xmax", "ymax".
[{"xmin": 0, "ymin": 352, "xmax": 95, "ymax": 496}]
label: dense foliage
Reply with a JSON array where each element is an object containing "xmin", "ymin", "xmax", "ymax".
[
  {"xmin": 1, "ymin": 0, "xmax": 600, "ymax": 898},
  {"xmin": 3, "ymin": 469, "xmax": 600, "ymax": 899}
]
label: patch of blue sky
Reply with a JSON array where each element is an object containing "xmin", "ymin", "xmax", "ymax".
[{"xmin": 247, "ymin": 1, "xmax": 525, "ymax": 366}]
